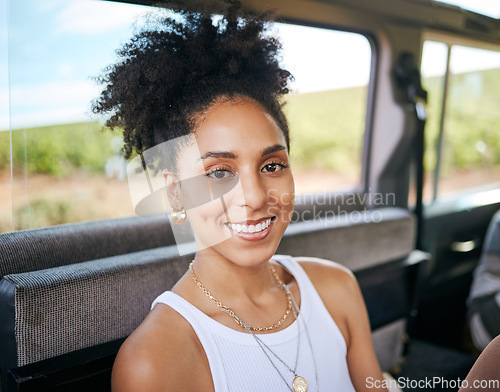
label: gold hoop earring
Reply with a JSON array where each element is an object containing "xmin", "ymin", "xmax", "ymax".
[{"xmin": 171, "ymin": 209, "xmax": 186, "ymax": 224}]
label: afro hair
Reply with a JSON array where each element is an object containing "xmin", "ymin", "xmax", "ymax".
[{"xmin": 92, "ymin": 0, "xmax": 293, "ymax": 161}]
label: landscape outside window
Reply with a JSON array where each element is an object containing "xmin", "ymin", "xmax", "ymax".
[
  {"xmin": 421, "ymin": 41, "xmax": 500, "ymax": 202},
  {"xmin": 1, "ymin": 0, "xmax": 9, "ymax": 232},
  {"xmin": 0, "ymin": 0, "xmax": 371, "ymax": 233}
]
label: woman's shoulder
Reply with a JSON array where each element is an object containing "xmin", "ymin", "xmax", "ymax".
[
  {"xmin": 292, "ymin": 256, "xmax": 365, "ymax": 347},
  {"xmin": 111, "ymin": 302, "xmax": 212, "ymax": 392},
  {"xmin": 293, "ymin": 256, "xmax": 357, "ymax": 288},
  {"xmin": 293, "ymin": 256, "xmax": 360, "ymax": 307}
]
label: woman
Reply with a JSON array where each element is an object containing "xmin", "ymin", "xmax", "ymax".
[
  {"xmin": 459, "ymin": 334, "xmax": 500, "ymax": 392},
  {"xmin": 93, "ymin": 1, "xmax": 387, "ymax": 391}
]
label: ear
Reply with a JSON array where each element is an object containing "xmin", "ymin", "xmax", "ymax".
[{"xmin": 163, "ymin": 170, "xmax": 183, "ymax": 211}]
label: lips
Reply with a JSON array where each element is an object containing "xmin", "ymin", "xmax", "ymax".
[
  {"xmin": 225, "ymin": 217, "xmax": 275, "ymax": 240},
  {"xmin": 228, "ymin": 218, "xmax": 272, "ymax": 233}
]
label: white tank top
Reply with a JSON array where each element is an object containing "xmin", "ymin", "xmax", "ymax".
[{"xmin": 151, "ymin": 255, "xmax": 356, "ymax": 392}]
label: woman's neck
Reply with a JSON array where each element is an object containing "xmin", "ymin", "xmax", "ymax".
[{"xmin": 191, "ymin": 250, "xmax": 280, "ymax": 304}]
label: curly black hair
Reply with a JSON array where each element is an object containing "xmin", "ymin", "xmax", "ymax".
[{"xmin": 92, "ymin": 0, "xmax": 293, "ymax": 164}]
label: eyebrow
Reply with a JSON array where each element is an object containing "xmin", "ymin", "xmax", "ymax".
[
  {"xmin": 199, "ymin": 144, "xmax": 286, "ymax": 161},
  {"xmin": 199, "ymin": 151, "xmax": 237, "ymax": 160},
  {"xmin": 262, "ymin": 144, "xmax": 286, "ymax": 156}
]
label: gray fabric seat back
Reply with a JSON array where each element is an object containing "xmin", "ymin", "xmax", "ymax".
[
  {"xmin": 0, "ymin": 214, "xmax": 174, "ymax": 279},
  {"xmin": 0, "ymin": 246, "xmax": 191, "ymax": 371},
  {"xmin": 279, "ymin": 207, "xmax": 415, "ymax": 272},
  {"xmin": 0, "ymin": 206, "xmax": 417, "ymax": 376},
  {"xmin": 280, "ymin": 206, "xmax": 417, "ymax": 372}
]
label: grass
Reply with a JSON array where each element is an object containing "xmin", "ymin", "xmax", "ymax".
[
  {"xmin": 283, "ymin": 85, "xmax": 367, "ymax": 179},
  {"xmin": 0, "ymin": 122, "xmax": 119, "ymax": 176}
]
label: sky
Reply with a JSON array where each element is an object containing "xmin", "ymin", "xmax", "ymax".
[
  {"xmin": 1, "ymin": 0, "xmax": 152, "ymax": 130},
  {"xmin": 1, "ymin": 0, "xmax": 500, "ymax": 130}
]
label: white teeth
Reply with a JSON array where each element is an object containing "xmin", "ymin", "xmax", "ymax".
[
  {"xmin": 229, "ymin": 218, "xmax": 272, "ymax": 234},
  {"xmin": 263, "ymin": 218, "xmax": 271, "ymax": 229}
]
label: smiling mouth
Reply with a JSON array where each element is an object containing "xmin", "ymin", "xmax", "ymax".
[{"xmin": 225, "ymin": 217, "xmax": 275, "ymax": 234}]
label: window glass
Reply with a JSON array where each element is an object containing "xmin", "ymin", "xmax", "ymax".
[
  {"xmin": 277, "ymin": 24, "xmax": 372, "ymax": 194},
  {"xmin": 442, "ymin": 46, "xmax": 500, "ymax": 194},
  {"xmin": 4, "ymin": 0, "xmax": 150, "ymax": 232},
  {"xmin": 1, "ymin": 0, "xmax": 11, "ymax": 232},
  {"xmin": 421, "ymin": 41, "xmax": 500, "ymax": 202},
  {"xmin": 1, "ymin": 1, "xmax": 372, "ymax": 233}
]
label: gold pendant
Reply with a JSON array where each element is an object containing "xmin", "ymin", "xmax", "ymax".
[{"xmin": 293, "ymin": 375, "xmax": 308, "ymax": 392}]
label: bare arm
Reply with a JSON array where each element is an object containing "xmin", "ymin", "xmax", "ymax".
[
  {"xmin": 111, "ymin": 305, "xmax": 213, "ymax": 392},
  {"xmin": 459, "ymin": 334, "xmax": 500, "ymax": 392}
]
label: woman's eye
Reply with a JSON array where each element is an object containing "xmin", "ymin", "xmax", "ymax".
[
  {"xmin": 262, "ymin": 163, "xmax": 288, "ymax": 173},
  {"xmin": 207, "ymin": 169, "xmax": 233, "ymax": 180}
]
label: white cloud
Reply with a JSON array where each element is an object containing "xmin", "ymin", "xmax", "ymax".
[
  {"xmin": 10, "ymin": 79, "xmax": 98, "ymax": 106},
  {"xmin": 8, "ymin": 106, "xmax": 91, "ymax": 129},
  {"xmin": 56, "ymin": 0, "xmax": 151, "ymax": 35},
  {"xmin": 5, "ymin": 79, "xmax": 100, "ymax": 129},
  {"xmin": 57, "ymin": 61, "xmax": 75, "ymax": 78}
]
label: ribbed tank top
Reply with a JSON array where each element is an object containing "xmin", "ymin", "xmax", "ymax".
[{"xmin": 151, "ymin": 254, "xmax": 356, "ymax": 392}]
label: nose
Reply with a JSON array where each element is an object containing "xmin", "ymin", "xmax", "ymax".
[{"xmin": 236, "ymin": 170, "xmax": 267, "ymax": 211}]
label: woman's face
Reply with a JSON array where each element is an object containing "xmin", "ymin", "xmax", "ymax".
[{"xmin": 174, "ymin": 98, "xmax": 295, "ymax": 266}]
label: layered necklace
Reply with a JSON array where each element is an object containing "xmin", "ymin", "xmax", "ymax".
[{"xmin": 189, "ymin": 261, "xmax": 319, "ymax": 392}]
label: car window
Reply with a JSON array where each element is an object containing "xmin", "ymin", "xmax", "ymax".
[
  {"xmin": 421, "ymin": 40, "xmax": 500, "ymax": 202},
  {"xmin": 1, "ymin": 0, "xmax": 372, "ymax": 232},
  {"xmin": 278, "ymin": 23, "xmax": 372, "ymax": 195}
]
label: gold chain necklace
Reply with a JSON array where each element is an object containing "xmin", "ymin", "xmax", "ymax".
[
  {"xmin": 188, "ymin": 261, "xmax": 293, "ymax": 332},
  {"xmin": 189, "ymin": 260, "xmax": 318, "ymax": 392}
]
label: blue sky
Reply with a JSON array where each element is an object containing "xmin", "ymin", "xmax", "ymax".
[
  {"xmin": 1, "ymin": 0, "xmax": 152, "ymax": 129},
  {"xmin": 0, "ymin": 0, "xmax": 372, "ymax": 129},
  {"xmin": 1, "ymin": 0, "xmax": 499, "ymax": 130}
]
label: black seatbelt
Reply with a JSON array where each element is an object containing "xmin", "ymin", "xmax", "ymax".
[{"xmin": 394, "ymin": 52, "xmax": 428, "ymax": 250}]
